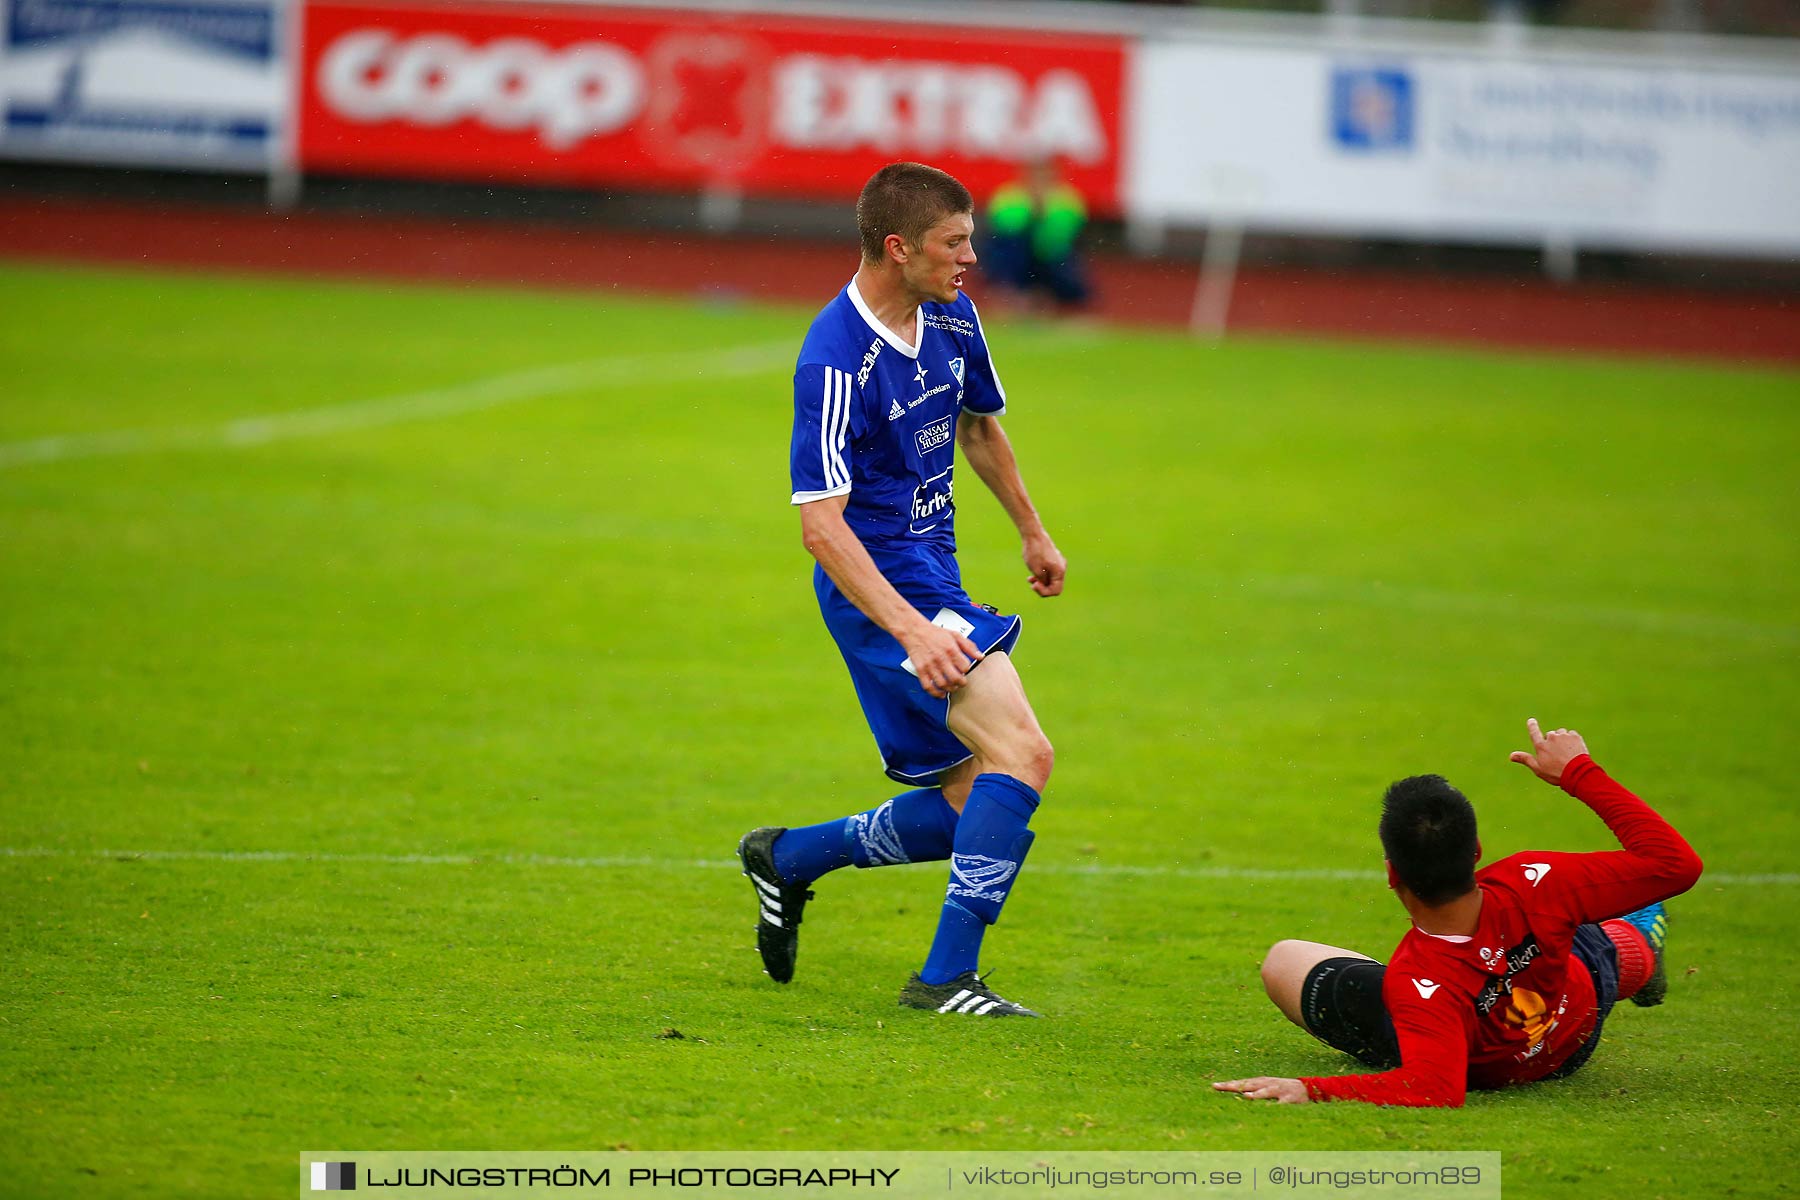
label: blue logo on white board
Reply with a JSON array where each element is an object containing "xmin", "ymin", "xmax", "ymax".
[{"xmin": 1332, "ymin": 67, "xmax": 1414, "ymax": 152}]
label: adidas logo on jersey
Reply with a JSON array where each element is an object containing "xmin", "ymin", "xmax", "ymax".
[
  {"xmin": 1522, "ymin": 862, "xmax": 1552, "ymax": 887},
  {"xmin": 888, "ymin": 398, "xmax": 905, "ymax": 421},
  {"xmin": 1413, "ymin": 978, "xmax": 1442, "ymax": 999}
]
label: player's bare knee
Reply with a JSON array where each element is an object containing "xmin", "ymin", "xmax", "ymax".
[
  {"xmin": 1025, "ymin": 731, "xmax": 1054, "ymax": 790},
  {"xmin": 1261, "ymin": 941, "xmax": 1300, "ymax": 992},
  {"xmin": 1260, "ymin": 942, "xmax": 1311, "ymax": 1025},
  {"xmin": 991, "ymin": 729, "xmax": 1052, "ymax": 792}
]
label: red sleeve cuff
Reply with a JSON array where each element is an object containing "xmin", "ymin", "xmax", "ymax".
[{"xmin": 1558, "ymin": 752, "xmax": 1600, "ymax": 794}]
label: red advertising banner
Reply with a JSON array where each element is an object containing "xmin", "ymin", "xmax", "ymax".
[{"xmin": 297, "ymin": 0, "xmax": 1127, "ymax": 211}]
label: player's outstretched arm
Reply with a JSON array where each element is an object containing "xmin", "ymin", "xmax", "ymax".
[
  {"xmin": 1505, "ymin": 716, "xmax": 1704, "ymax": 918},
  {"xmin": 956, "ymin": 412, "xmax": 1066, "ymax": 597},
  {"xmin": 799, "ymin": 495, "xmax": 983, "ymax": 700}
]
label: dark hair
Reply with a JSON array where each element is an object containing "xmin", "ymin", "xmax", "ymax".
[
  {"xmin": 855, "ymin": 162, "xmax": 974, "ymax": 263},
  {"xmin": 1379, "ymin": 775, "xmax": 1479, "ymax": 905}
]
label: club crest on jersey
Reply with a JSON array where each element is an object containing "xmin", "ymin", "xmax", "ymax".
[{"xmin": 949, "ymin": 357, "xmax": 965, "ymax": 385}]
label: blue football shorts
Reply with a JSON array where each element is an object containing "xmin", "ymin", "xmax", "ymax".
[{"xmin": 813, "ymin": 558, "xmax": 1021, "ymax": 786}]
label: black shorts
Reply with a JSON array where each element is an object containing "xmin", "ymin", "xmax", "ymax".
[
  {"xmin": 1298, "ymin": 925, "xmax": 1622, "ymax": 1079},
  {"xmin": 1299, "ymin": 957, "xmax": 1400, "ymax": 1068}
]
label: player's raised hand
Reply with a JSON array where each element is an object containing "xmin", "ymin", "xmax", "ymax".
[
  {"xmin": 903, "ymin": 621, "xmax": 983, "ymax": 699},
  {"xmin": 1212, "ymin": 1077, "xmax": 1310, "ymax": 1104},
  {"xmin": 1509, "ymin": 717, "xmax": 1590, "ymax": 784},
  {"xmin": 1023, "ymin": 532, "xmax": 1066, "ymax": 598}
]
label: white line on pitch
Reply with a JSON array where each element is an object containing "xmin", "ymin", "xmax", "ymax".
[
  {"xmin": 0, "ymin": 340, "xmax": 794, "ymax": 469},
  {"xmin": 1, "ymin": 846, "xmax": 1789, "ymax": 886}
]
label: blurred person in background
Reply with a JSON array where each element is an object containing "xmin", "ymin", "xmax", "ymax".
[{"xmin": 981, "ymin": 157, "xmax": 1091, "ymax": 314}]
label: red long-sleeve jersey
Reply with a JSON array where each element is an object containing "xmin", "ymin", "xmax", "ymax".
[{"xmin": 1302, "ymin": 755, "xmax": 1703, "ymax": 1107}]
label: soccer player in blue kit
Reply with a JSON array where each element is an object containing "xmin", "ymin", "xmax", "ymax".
[{"xmin": 738, "ymin": 162, "xmax": 1067, "ymax": 1017}]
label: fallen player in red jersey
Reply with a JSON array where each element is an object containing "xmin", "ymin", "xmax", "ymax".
[{"xmin": 1215, "ymin": 718, "xmax": 1702, "ymax": 1107}]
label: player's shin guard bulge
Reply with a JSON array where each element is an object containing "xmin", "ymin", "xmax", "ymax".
[
  {"xmin": 770, "ymin": 789, "xmax": 961, "ymax": 885},
  {"xmin": 918, "ymin": 773, "xmax": 1042, "ymax": 994},
  {"xmin": 948, "ymin": 829, "xmax": 1036, "ymax": 926},
  {"xmin": 846, "ymin": 788, "xmax": 960, "ymax": 869},
  {"xmin": 946, "ymin": 774, "xmax": 1040, "ymax": 924}
]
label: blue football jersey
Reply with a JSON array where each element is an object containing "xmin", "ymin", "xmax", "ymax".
[{"xmin": 789, "ymin": 280, "xmax": 1006, "ymax": 559}]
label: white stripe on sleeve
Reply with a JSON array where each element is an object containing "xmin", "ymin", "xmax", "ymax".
[
  {"xmin": 826, "ymin": 369, "xmax": 851, "ymax": 489},
  {"xmin": 817, "ymin": 369, "xmax": 836, "ymax": 490}
]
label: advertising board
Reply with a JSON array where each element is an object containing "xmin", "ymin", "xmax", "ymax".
[
  {"xmin": 298, "ymin": 0, "xmax": 1128, "ymax": 211},
  {"xmin": 1, "ymin": 0, "xmax": 286, "ymax": 170},
  {"xmin": 1130, "ymin": 41, "xmax": 1792, "ymax": 255},
  {"xmin": 1129, "ymin": 39, "xmax": 1800, "ymax": 254}
]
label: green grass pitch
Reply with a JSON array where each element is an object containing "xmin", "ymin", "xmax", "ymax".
[{"xmin": 1, "ymin": 260, "xmax": 1797, "ymax": 1198}]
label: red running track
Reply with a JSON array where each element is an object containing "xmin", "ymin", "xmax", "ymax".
[{"xmin": 3, "ymin": 195, "xmax": 1795, "ymax": 365}]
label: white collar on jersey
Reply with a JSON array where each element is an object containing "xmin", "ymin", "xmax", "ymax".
[{"xmin": 846, "ymin": 278, "xmax": 922, "ymax": 359}]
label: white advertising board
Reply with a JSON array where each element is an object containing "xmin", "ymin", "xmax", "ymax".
[
  {"xmin": 0, "ymin": 0, "xmax": 287, "ymax": 171},
  {"xmin": 1128, "ymin": 38, "xmax": 1800, "ymax": 255}
]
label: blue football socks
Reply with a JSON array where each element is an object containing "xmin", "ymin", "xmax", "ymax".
[
  {"xmin": 920, "ymin": 773, "xmax": 1040, "ymax": 985},
  {"xmin": 772, "ymin": 788, "xmax": 960, "ymax": 886}
]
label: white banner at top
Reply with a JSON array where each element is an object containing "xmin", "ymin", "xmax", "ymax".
[
  {"xmin": 0, "ymin": 0, "xmax": 289, "ymax": 171},
  {"xmin": 1127, "ymin": 37, "xmax": 1800, "ymax": 255}
]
